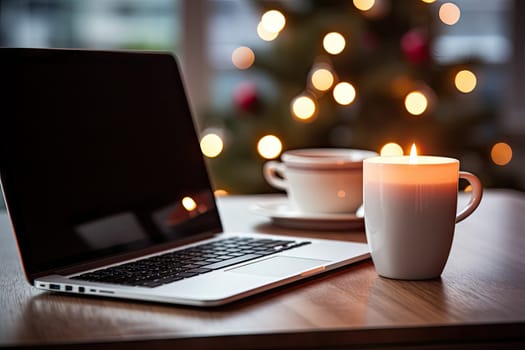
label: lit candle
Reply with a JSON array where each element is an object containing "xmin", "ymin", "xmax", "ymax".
[{"xmin": 363, "ymin": 144, "xmax": 482, "ymax": 279}]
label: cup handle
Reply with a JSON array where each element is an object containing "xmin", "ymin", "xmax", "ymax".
[
  {"xmin": 263, "ymin": 161, "xmax": 288, "ymax": 191},
  {"xmin": 456, "ymin": 171, "xmax": 483, "ymax": 223}
]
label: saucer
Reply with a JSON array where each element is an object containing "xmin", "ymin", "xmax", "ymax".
[{"xmin": 250, "ymin": 199, "xmax": 364, "ymax": 231}]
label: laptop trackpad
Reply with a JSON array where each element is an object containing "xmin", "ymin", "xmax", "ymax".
[{"xmin": 227, "ymin": 256, "xmax": 329, "ymax": 278}]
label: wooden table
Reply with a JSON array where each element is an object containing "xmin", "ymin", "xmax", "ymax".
[{"xmin": 1, "ymin": 189, "xmax": 524, "ymax": 349}]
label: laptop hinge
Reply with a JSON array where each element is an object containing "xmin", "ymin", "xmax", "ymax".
[{"xmin": 51, "ymin": 231, "xmax": 220, "ymax": 276}]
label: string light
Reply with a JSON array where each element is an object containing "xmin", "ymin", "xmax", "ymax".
[
  {"xmin": 214, "ymin": 189, "xmax": 229, "ymax": 196},
  {"xmin": 257, "ymin": 135, "xmax": 283, "ymax": 159},
  {"xmin": 380, "ymin": 142, "xmax": 404, "ymax": 156},
  {"xmin": 323, "ymin": 32, "xmax": 346, "ymax": 55},
  {"xmin": 439, "ymin": 3, "xmax": 461, "ymax": 26},
  {"xmin": 404, "ymin": 91, "xmax": 428, "ymax": 116},
  {"xmin": 310, "ymin": 67, "xmax": 335, "ymax": 91},
  {"xmin": 257, "ymin": 22, "xmax": 279, "ymax": 41},
  {"xmin": 333, "ymin": 82, "xmax": 356, "ymax": 105},
  {"xmin": 291, "ymin": 95, "xmax": 317, "ymax": 121},
  {"xmin": 261, "ymin": 10, "xmax": 286, "ymax": 33},
  {"xmin": 231, "ymin": 46, "xmax": 255, "ymax": 70},
  {"xmin": 353, "ymin": 0, "xmax": 375, "ymax": 11},
  {"xmin": 200, "ymin": 133, "xmax": 224, "ymax": 158},
  {"xmin": 454, "ymin": 70, "xmax": 477, "ymax": 93},
  {"xmin": 491, "ymin": 142, "xmax": 512, "ymax": 166}
]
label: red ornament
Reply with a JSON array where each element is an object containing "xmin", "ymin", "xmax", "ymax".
[
  {"xmin": 401, "ymin": 28, "xmax": 430, "ymax": 64},
  {"xmin": 233, "ymin": 82, "xmax": 259, "ymax": 113}
]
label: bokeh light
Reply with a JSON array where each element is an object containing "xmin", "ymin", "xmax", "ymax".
[
  {"xmin": 257, "ymin": 135, "xmax": 283, "ymax": 159},
  {"xmin": 291, "ymin": 95, "xmax": 317, "ymax": 121},
  {"xmin": 454, "ymin": 69, "xmax": 477, "ymax": 93},
  {"xmin": 311, "ymin": 68, "xmax": 335, "ymax": 91},
  {"xmin": 404, "ymin": 91, "xmax": 428, "ymax": 116},
  {"xmin": 200, "ymin": 133, "xmax": 224, "ymax": 158},
  {"xmin": 439, "ymin": 3, "xmax": 461, "ymax": 26},
  {"xmin": 380, "ymin": 142, "xmax": 404, "ymax": 156},
  {"xmin": 333, "ymin": 82, "xmax": 356, "ymax": 105},
  {"xmin": 491, "ymin": 142, "xmax": 513, "ymax": 166},
  {"xmin": 261, "ymin": 10, "xmax": 286, "ymax": 33},
  {"xmin": 421, "ymin": 0, "xmax": 437, "ymax": 3},
  {"xmin": 182, "ymin": 196, "xmax": 197, "ymax": 212},
  {"xmin": 231, "ymin": 46, "xmax": 255, "ymax": 70},
  {"xmin": 323, "ymin": 32, "xmax": 346, "ymax": 55},
  {"xmin": 214, "ymin": 189, "xmax": 229, "ymax": 196},
  {"xmin": 353, "ymin": 0, "xmax": 375, "ymax": 11},
  {"xmin": 257, "ymin": 22, "xmax": 279, "ymax": 41}
]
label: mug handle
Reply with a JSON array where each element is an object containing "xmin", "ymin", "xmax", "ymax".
[
  {"xmin": 456, "ymin": 171, "xmax": 483, "ymax": 223},
  {"xmin": 263, "ymin": 161, "xmax": 288, "ymax": 191}
]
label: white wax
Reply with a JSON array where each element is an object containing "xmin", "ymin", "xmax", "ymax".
[{"xmin": 364, "ymin": 155, "xmax": 459, "ymax": 184}]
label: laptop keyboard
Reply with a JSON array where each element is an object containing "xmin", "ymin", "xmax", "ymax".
[{"xmin": 72, "ymin": 237, "xmax": 311, "ymax": 288}]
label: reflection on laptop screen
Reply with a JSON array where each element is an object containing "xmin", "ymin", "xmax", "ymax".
[{"xmin": 0, "ymin": 49, "xmax": 222, "ymax": 277}]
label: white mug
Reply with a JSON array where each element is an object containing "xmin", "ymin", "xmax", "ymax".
[
  {"xmin": 263, "ymin": 148, "xmax": 378, "ymax": 214},
  {"xmin": 363, "ymin": 155, "xmax": 483, "ymax": 280}
]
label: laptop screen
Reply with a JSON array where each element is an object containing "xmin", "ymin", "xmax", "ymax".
[{"xmin": 0, "ymin": 49, "xmax": 222, "ymax": 279}]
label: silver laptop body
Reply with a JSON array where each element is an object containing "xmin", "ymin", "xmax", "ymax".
[{"xmin": 0, "ymin": 48, "xmax": 369, "ymax": 306}]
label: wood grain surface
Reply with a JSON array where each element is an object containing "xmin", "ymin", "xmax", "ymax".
[{"xmin": 0, "ymin": 189, "xmax": 524, "ymax": 349}]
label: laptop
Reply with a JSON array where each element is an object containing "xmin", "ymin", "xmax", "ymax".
[{"xmin": 0, "ymin": 48, "xmax": 370, "ymax": 307}]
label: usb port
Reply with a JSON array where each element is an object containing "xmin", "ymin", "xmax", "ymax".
[
  {"xmin": 65, "ymin": 285, "xmax": 73, "ymax": 291},
  {"xmin": 49, "ymin": 284, "xmax": 60, "ymax": 290}
]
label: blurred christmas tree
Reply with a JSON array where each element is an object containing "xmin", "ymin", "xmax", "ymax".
[{"xmin": 200, "ymin": 0, "xmax": 517, "ymax": 194}]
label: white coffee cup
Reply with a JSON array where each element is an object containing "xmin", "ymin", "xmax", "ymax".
[
  {"xmin": 363, "ymin": 155, "xmax": 483, "ymax": 280},
  {"xmin": 263, "ymin": 148, "xmax": 378, "ymax": 214}
]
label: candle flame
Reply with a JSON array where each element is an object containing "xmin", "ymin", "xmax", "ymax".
[{"xmin": 409, "ymin": 143, "xmax": 418, "ymax": 164}]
